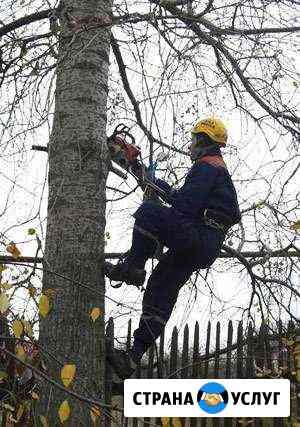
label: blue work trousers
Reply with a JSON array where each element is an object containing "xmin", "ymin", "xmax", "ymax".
[{"xmin": 130, "ymin": 201, "xmax": 225, "ymax": 360}]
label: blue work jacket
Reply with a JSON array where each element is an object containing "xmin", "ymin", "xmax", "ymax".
[{"xmin": 153, "ymin": 147, "xmax": 241, "ymax": 225}]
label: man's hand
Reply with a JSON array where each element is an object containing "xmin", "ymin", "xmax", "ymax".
[{"xmin": 130, "ymin": 160, "xmax": 150, "ymax": 181}]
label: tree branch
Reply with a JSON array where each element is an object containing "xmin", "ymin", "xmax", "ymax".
[
  {"xmin": 111, "ymin": 35, "xmax": 188, "ymax": 156},
  {"xmin": 0, "ymin": 248, "xmax": 298, "ymax": 265},
  {"xmin": 1, "ymin": 6, "xmax": 299, "ymax": 40},
  {"xmin": 157, "ymin": 2, "xmax": 300, "ymax": 135},
  {"xmin": 0, "ymin": 9, "xmax": 55, "ymax": 38}
]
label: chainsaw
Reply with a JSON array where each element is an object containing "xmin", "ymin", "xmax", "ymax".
[
  {"xmin": 106, "ymin": 125, "xmax": 167, "ymax": 288},
  {"xmin": 107, "ymin": 124, "xmax": 168, "ymax": 202}
]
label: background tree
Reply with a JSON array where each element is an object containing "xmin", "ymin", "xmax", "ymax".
[{"xmin": 0, "ymin": 0, "xmax": 299, "ymax": 424}]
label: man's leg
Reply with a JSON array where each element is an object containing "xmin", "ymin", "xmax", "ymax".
[
  {"xmin": 132, "ymin": 201, "xmax": 200, "ymax": 252},
  {"xmin": 129, "ymin": 226, "xmax": 225, "ymax": 362},
  {"xmin": 130, "ymin": 250, "xmax": 195, "ymax": 363},
  {"xmin": 104, "ymin": 223, "xmax": 158, "ymax": 287},
  {"xmin": 125, "ymin": 224, "xmax": 158, "ymax": 269},
  {"xmin": 105, "ymin": 201, "xmax": 194, "ymax": 287},
  {"xmin": 107, "ymin": 249, "xmax": 194, "ymax": 380}
]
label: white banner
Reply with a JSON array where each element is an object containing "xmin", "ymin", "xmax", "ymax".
[{"xmin": 124, "ymin": 379, "xmax": 290, "ymax": 417}]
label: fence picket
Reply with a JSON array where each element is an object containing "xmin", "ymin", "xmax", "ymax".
[
  {"xmin": 264, "ymin": 323, "xmax": 272, "ymax": 372},
  {"xmin": 169, "ymin": 327, "xmax": 179, "ymax": 378},
  {"xmin": 181, "ymin": 325, "xmax": 189, "ymax": 427},
  {"xmin": 236, "ymin": 321, "xmax": 243, "ymax": 378},
  {"xmin": 224, "ymin": 321, "xmax": 233, "ymax": 427},
  {"xmin": 124, "ymin": 319, "xmax": 132, "ymax": 427},
  {"xmin": 236, "ymin": 322, "xmax": 244, "ymax": 427},
  {"xmin": 204, "ymin": 321, "xmax": 211, "ymax": 378},
  {"xmin": 143, "ymin": 345, "xmax": 155, "ymax": 427},
  {"xmin": 191, "ymin": 322, "xmax": 200, "ymax": 427},
  {"xmin": 246, "ymin": 323, "xmax": 254, "ymax": 378},
  {"xmin": 213, "ymin": 322, "xmax": 221, "ymax": 427},
  {"xmin": 202, "ymin": 321, "xmax": 211, "ymax": 427},
  {"xmin": 132, "ymin": 354, "xmax": 141, "ymax": 427},
  {"xmin": 182, "ymin": 324, "xmax": 189, "ymax": 378},
  {"xmin": 159, "ymin": 328, "xmax": 165, "ymax": 379},
  {"xmin": 254, "ymin": 325, "xmax": 264, "ymax": 427},
  {"xmin": 274, "ymin": 321, "xmax": 284, "ymax": 427},
  {"xmin": 155, "ymin": 330, "xmax": 165, "ymax": 427}
]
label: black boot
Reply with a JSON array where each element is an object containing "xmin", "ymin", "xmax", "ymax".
[
  {"xmin": 104, "ymin": 259, "xmax": 146, "ymax": 288},
  {"xmin": 106, "ymin": 348, "xmax": 138, "ymax": 380}
]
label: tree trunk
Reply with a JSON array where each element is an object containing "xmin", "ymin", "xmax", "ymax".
[{"xmin": 38, "ymin": 0, "xmax": 111, "ymax": 424}]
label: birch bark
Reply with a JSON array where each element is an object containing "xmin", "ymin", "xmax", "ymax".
[{"xmin": 38, "ymin": 0, "xmax": 111, "ymax": 424}]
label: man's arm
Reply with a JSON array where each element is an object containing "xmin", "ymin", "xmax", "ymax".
[
  {"xmin": 130, "ymin": 160, "xmax": 175, "ymax": 198},
  {"xmin": 152, "ymin": 177, "xmax": 175, "ymax": 197},
  {"xmin": 170, "ymin": 162, "xmax": 219, "ymax": 213}
]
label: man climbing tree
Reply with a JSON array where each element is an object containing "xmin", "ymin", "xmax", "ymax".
[
  {"xmin": 0, "ymin": 0, "xmax": 299, "ymax": 423},
  {"xmin": 105, "ymin": 117, "xmax": 241, "ymax": 380}
]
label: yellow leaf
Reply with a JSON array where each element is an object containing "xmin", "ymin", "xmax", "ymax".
[
  {"xmin": 6, "ymin": 243, "xmax": 21, "ymax": 259},
  {"xmin": 0, "ymin": 371, "xmax": 8, "ymax": 382},
  {"xmin": 172, "ymin": 419, "xmax": 182, "ymax": 427},
  {"xmin": 90, "ymin": 406, "xmax": 101, "ymax": 424},
  {"xmin": 1, "ymin": 282, "xmax": 12, "ymax": 291},
  {"xmin": 3, "ymin": 403, "xmax": 14, "ymax": 411},
  {"xmin": 290, "ymin": 219, "xmax": 300, "ymax": 231},
  {"xmin": 0, "ymin": 265, "xmax": 7, "ymax": 273},
  {"xmin": 282, "ymin": 338, "xmax": 295, "ymax": 347},
  {"xmin": 45, "ymin": 288, "xmax": 58, "ymax": 298},
  {"xmin": 12, "ymin": 320, "xmax": 24, "ymax": 338},
  {"xmin": 255, "ymin": 200, "xmax": 264, "ymax": 209},
  {"xmin": 39, "ymin": 294, "xmax": 50, "ymax": 317},
  {"xmin": 58, "ymin": 400, "xmax": 71, "ymax": 423},
  {"xmin": 27, "ymin": 228, "xmax": 36, "ymax": 235},
  {"xmin": 39, "ymin": 415, "xmax": 49, "ymax": 427},
  {"xmin": 28, "ymin": 286, "xmax": 37, "ymax": 298},
  {"xmin": 0, "ymin": 293, "xmax": 9, "ymax": 313},
  {"xmin": 90, "ymin": 307, "xmax": 102, "ymax": 322},
  {"xmin": 61, "ymin": 364, "xmax": 76, "ymax": 388},
  {"xmin": 16, "ymin": 404, "xmax": 24, "ymax": 421},
  {"xmin": 31, "ymin": 391, "xmax": 39, "ymax": 400},
  {"xmin": 16, "ymin": 345, "xmax": 26, "ymax": 362}
]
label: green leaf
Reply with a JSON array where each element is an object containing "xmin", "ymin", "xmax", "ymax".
[
  {"xmin": 0, "ymin": 371, "xmax": 8, "ymax": 382},
  {"xmin": 255, "ymin": 200, "xmax": 265, "ymax": 209}
]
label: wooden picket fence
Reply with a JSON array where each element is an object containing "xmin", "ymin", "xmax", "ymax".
[{"xmin": 105, "ymin": 319, "xmax": 299, "ymax": 427}]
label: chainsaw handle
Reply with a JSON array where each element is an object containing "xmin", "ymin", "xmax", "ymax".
[{"xmin": 112, "ymin": 124, "xmax": 136, "ymax": 145}]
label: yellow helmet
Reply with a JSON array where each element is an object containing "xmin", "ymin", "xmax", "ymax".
[{"xmin": 191, "ymin": 117, "xmax": 228, "ymax": 146}]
